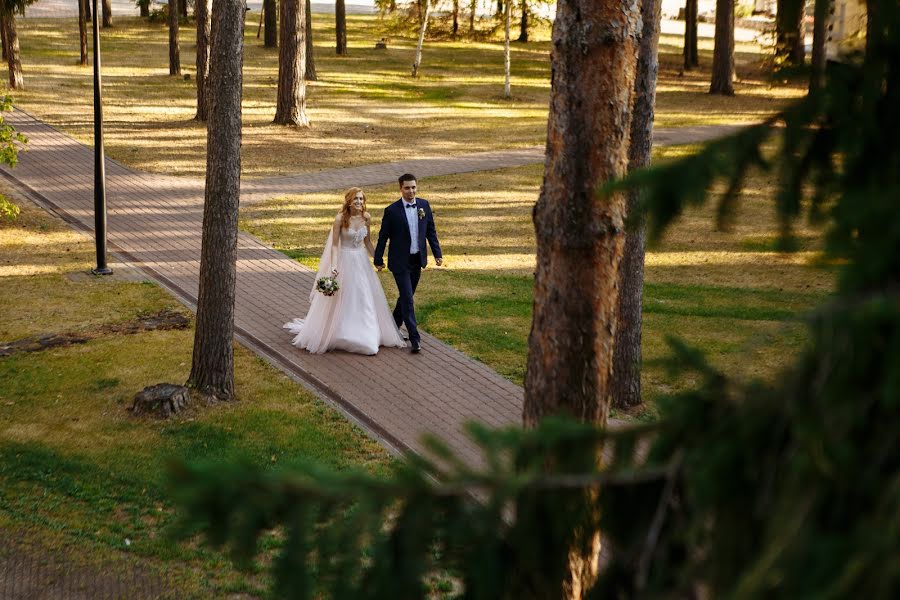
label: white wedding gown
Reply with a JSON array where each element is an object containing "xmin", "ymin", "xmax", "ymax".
[{"xmin": 284, "ymin": 225, "xmax": 406, "ymax": 355}]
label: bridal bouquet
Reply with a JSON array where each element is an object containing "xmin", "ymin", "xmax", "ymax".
[{"xmin": 316, "ymin": 275, "xmax": 339, "ymax": 296}]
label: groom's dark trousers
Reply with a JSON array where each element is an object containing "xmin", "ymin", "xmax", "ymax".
[{"xmin": 393, "ymin": 253, "xmax": 422, "ymax": 344}]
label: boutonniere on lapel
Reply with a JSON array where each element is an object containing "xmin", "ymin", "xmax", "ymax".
[{"xmin": 417, "ymin": 208, "xmax": 425, "ymax": 220}]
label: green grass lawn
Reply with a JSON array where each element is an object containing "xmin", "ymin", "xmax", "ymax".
[
  {"xmin": 0, "ymin": 189, "xmax": 393, "ymax": 596},
  {"xmin": 241, "ymin": 147, "xmax": 835, "ymax": 419},
  {"xmin": 10, "ymin": 13, "xmax": 804, "ymax": 177}
]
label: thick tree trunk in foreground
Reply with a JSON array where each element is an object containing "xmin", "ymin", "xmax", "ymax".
[
  {"xmin": 274, "ymin": 0, "xmax": 310, "ymax": 125},
  {"xmin": 188, "ymin": 0, "xmax": 246, "ymax": 402},
  {"xmin": 518, "ymin": 0, "xmax": 529, "ymax": 42},
  {"xmin": 169, "ymin": 0, "xmax": 181, "ymax": 75},
  {"xmin": 809, "ymin": 0, "xmax": 829, "ymax": 92},
  {"xmin": 102, "ymin": 0, "xmax": 112, "ymax": 27},
  {"xmin": 336, "ymin": 0, "xmax": 347, "ymax": 54},
  {"xmin": 3, "ymin": 16, "xmax": 23, "ymax": 90},
  {"xmin": 683, "ymin": 0, "xmax": 698, "ymax": 69},
  {"xmin": 305, "ymin": 0, "xmax": 317, "ymax": 80},
  {"xmin": 775, "ymin": 0, "xmax": 805, "ymax": 66},
  {"xmin": 612, "ymin": 0, "xmax": 662, "ymax": 410},
  {"xmin": 195, "ymin": 0, "xmax": 211, "ymax": 120},
  {"xmin": 523, "ymin": 0, "xmax": 641, "ymax": 594},
  {"xmin": 411, "ymin": 0, "xmax": 431, "ymax": 77},
  {"xmin": 264, "ymin": 0, "xmax": 278, "ymax": 48},
  {"xmin": 78, "ymin": 0, "xmax": 89, "ymax": 66},
  {"xmin": 709, "ymin": 0, "xmax": 734, "ymax": 94}
]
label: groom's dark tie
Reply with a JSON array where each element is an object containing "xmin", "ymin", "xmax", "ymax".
[{"xmin": 406, "ymin": 204, "xmax": 416, "ymax": 209}]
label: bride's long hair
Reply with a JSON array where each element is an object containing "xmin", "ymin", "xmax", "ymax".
[{"xmin": 341, "ymin": 188, "xmax": 367, "ymax": 229}]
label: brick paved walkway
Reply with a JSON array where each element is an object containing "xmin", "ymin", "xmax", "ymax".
[{"xmin": 0, "ymin": 107, "xmax": 742, "ymax": 465}]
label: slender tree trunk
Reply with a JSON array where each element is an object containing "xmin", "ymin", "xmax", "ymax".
[
  {"xmin": 188, "ymin": 0, "xmax": 246, "ymax": 403},
  {"xmin": 3, "ymin": 16, "xmax": 23, "ymax": 90},
  {"xmin": 195, "ymin": 0, "xmax": 211, "ymax": 120},
  {"xmin": 304, "ymin": 0, "xmax": 316, "ymax": 80},
  {"xmin": 411, "ymin": 0, "xmax": 431, "ymax": 77},
  {"xmin": 612, "ymin": 0, "xmax": 662, "ymax": 410},
  {"xmin": 140, "ymin": 0, "xmax": 149, "ymax": 18},
  {"xmin": 496, "ymin": 0, "xmax": 503, "ymax": 18},
  {"xmin": 264, "ymin": 0, "xmax": 278, "ymax": 47},
  {"xmin": 0, "ymin": 17, "xmax": 6, "ymax": 62},
  {"xmin": 102, "ymin": 0, "xmax": 112, "ymax": 27},
  {"xmin": 523, "ymin": 0, "xmax": 641, "ymax": 591},
  {"xmin": 78, "ymin": 0, "xmax": 89, "ymax": 65},
  {"xmin": 809, "ymin": 0, "xmax": 829, "ymax": 92},
  {"xmin": 683, "ymin": 0, "xmax": 698, "ymax": 69},
  {"xmin": 180, "ymin": 0, "xmax": 188, "ymax": 19},
  {"xmin": 503, "ymin": 0, "xmax": 511, "ymax": 97},
  {"xmin": 336, "ymin": 0, "xmax": 347, "ymax": 54},
  {"xmin": 452, "ymin": 0, "xmax": 459, "ymax": 37},
  {"xmin": 85, "ymin": 0, "xmax": 91, "ymax": 21},
  {"xmin": 274, "ymin": 0, "xmax": 310, "ymax": 125},
  {"xmin": 775, "ymin": 0, "xmax": 805, "ymax": 66},
  {"xmin": 469, "ymin": 0, "xmax": 476, "ymax": 34},
  {"xmin": 169, "ymin": 0, "xmax": 181, "ymax": 75},
  {"xmin": 517, "ymin": 0, "xmax": 528, "ymax": 42},
  {"xmin": 709, "ymin": 0, "xmax": 734, "ymax": 95}
]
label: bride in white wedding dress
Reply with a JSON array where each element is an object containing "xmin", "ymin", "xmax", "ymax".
[{"xmin": 284, "ymin": 188, "xmax": 406, "ymax": 355}]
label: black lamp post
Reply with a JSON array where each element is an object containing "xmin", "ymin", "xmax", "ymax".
[{"xmin": 91, "ymin": 0, "xmax": 112, "ymax": 276}]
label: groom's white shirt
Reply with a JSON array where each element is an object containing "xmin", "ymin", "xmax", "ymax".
[{"xmin": 403, "ymin": 199, "xmax": 419, "ymax": 254}]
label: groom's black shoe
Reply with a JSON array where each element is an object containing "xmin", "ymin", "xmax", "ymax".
[{"xmin": 410, "ymin": 341, "xmax": 421, "ymax": 354}]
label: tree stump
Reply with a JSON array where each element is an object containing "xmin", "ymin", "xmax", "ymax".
[{"xmin": 131, "ymin": 384, "xmax": 191, "ymax": 418}]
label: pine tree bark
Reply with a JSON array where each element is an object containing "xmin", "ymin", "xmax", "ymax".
[
  {"xmin": 78, "ymin": 0, "xmax": 89, "ymax": 65},
  {"xmin": 188, "ymin": 0, "xmax": 246, "ymax": 403},
  {"xmin": 264, "ymin": 0, "xmax": 278, "ymax": 48},
  {"xmin": 305, "ymin": 0, "xmax": 316, "ymax": 81},
  {"xmin": 612, "ymin": 0, "xmax": 662, "ymax": 410},
  {"xmin": 809, "ymin": 0, "xmax": 829, "ymax": 92},
  {"xmin": 336, "ymin": 0, "xmax": 347, "ymax": 54},
  {"xmin": 775, "ymin": 0, "xmax": 805, "ymax": 66},
  {"xmin": 102, "ymin": 0, "xmax": 112, "ymax": 28},
  {"xmin": 3, "ymin": 16, "xmax": 23, "ymax": 90},
  {"xmin": 169, "ymin": 0, "xmax": 181, "ymax": 75},
  {"xmin": 518, "ymin": 0, "xmax": 529, "ymax": 42},
  {"xmin": 274, "ymin": 0, "xmax": 310, "ymax": 125},
  {"xmin": 411, "ymin": 0, "xmax": 431, "ymax": 77},
  {"xmin": 683, "ymin": 0, "xmax": 698, "ymax": 69},
  {"xmin": 709, "ymin": 0, "xmax": 734, "ymax": 95},
  {"xmin": 523, "ymin": 0, "xmax": 641, "ymax": 591},
  {"xmin": 195, "ymin": 0, "xmax": 211, "ymax": 120}
]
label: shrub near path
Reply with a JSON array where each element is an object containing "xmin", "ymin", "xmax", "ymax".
[
  {"xmin": 13, "ymin": 14, "xmax": 803, "ymax": 177},
  {"xmin": 0, "ymin": 187, "xmax": 392, "ymax": 596}
]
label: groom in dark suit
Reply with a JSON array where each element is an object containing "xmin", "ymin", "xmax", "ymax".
[{"xmin": 374, "ymin": 174, "xmax": 442, "ymax": 353}]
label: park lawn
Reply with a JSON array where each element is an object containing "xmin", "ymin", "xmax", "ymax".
[
  {"xmin": 11, "ymin": 13, "xmax": 803, "ymax": 178},
  {"xmin": 0, "ymin": 189, "xmax": 393, "ymax": 597},
  {"xmin": 240, "ymin": 145, "xmax": 836, "ymax": 419}
]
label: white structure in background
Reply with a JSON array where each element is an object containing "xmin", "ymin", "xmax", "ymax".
[{"xmin": 827, "ymin": 0, "xmax": 868, "ymax": 59}]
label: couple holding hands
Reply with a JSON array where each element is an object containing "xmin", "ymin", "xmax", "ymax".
[{"xmin": 284, "ymin": 174, "xmax": 442, "ymax": 355}]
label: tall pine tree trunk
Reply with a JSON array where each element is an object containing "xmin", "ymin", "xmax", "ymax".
[
  {"xmin": 169, "ymin": 0, "xmax": 181, "ymax": 75},
  {"xmin": 523, "ymin": 0, "xmax": 641, "ymax": 591},
  {"xmin": 3, "ymin": 16, "xmax": 23, "ymax": 90},
  {"xmin": 139, "ymin": 0, "xmax": 149, "ymax": 18},
  {"xmin": 683, "ymin": 0, "xmax": 698, "ymax": 69},
  {"xmin": 180, "ymin": 0, "xmax": 188, "ymax": 18},
  {"xmin": 305, "ymin": 0, "xmax": 316, "ymax": 80},
  {"xmin": 274, "ymin": 0, "xmax": 310, "ymax": 125},
  {"xmin": 78, "ymin": 0, "xmax": 89, "ymax": 65},
  {"xmin": 612, "ymin": 0, "xmax": 662, "ymax": 410},
  {"xmin": 411, "ymin": 0, "xmax": 431, "ymax": 77},
  {"xmin": 336, "ymin": 0, "xmax": 347, "ymax": 54},
  {"xmin": 518, "ymin": 0, "xmax": 529, "ymax": 42},
  {"xmin": 102, "ymin": 0, "xmax": 112, "ymax": 27},
  {"xmin": 452, "ymin": 0, "xmax": 459, "ymax": 37},
  {"xmin": 469, "ymin": 0, "xmax": 476, "ymax": 34},
  {"xmin": 775, "ymin": 0, "xmax": 805, "ymax": 66},
  {"xmin": 809, "ymin": 0, "xmax": 829, "ymax": 92},
  {"xmin": 709, "ymin": 0, "xmax": 734, "ymax": 95},
  {"xmin": 195, "ymin": 0, "xmax": 211, "ymax": 121},
  {"xmin": 264, "ymin": 0, "xmax": 278, "ymax": 48},
  {"xmin": 1, "ymin": 16, "xmax": 6, "ymax": 62},
  {"xmin": 189, "ymin": 0, "xmax": 246, "ymax": 403}
]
